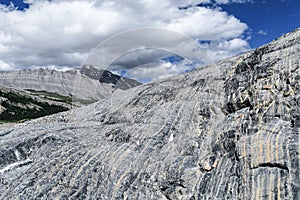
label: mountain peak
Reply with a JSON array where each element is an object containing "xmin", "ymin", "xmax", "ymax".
[{"xmin": 80, "ymin": 64, "xmax": 142, "ymax": 90}]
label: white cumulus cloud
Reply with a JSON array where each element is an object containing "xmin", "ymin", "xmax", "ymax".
[
  {"xmin": 0, "ymin": 0, "xmax": 251, "ymax": 81},
  {"xmin": 0, "ymin": 60, "xmax": 14, "ymax": 71},
  {"xmin": 258, "ymin": 30, "xmax": 268, "ymax": 35}
]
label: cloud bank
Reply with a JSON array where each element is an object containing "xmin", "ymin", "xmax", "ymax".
[{"xmin": 0, "ymin": 0, "xmax": 251, "ymax": 81}]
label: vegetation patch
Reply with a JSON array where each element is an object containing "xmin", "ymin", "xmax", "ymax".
[
  {"xmin": 26, "ymin": 89, "xmax": 97, "ymax": 105},
  {"xmin": 0, "ymin": 89, "xmax": 68, "ymax": 122}
]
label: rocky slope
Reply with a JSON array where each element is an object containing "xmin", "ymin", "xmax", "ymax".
[
  {"xmin": 0, "ymin": 66, "xmax": 141, "ymax": 101},
  {"xmin": 0, "ymin": 28, "xmax": 299, "ymax": 199}
]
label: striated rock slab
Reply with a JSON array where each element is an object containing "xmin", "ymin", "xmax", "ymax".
[{"xmin": 0, "ymin": 28, "xmax": 300, "ymax": 199}]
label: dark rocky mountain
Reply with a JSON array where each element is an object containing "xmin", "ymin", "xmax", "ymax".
[
  {"xmin": 0, "ymin": 66, "xmax": 141, "ymax": 101},
  {"xmin": 0, "ymin": 28, "xmax": 299, "ymax": 199},
  {"xmin": 80, "ymin": 65, "xmax": 142, "ymax": 90}
]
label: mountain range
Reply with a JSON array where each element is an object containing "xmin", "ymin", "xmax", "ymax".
[
  {"xmin": 0, "ymin": 28, "xmax": 299, "ymax": 199},
  {"xmin": 0, "ymin": 65, "xmax": 141, "ymax": 122},
  {"xmin": 0, "ymin": 65, "xmax": 141, "ymax": 101}
]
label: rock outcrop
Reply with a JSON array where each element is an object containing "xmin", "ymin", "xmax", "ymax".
[{"xmin": 0, "ymin": 28, "xmax": 299, "ymax": 199}]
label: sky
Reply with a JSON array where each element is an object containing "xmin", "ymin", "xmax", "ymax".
[{"xmin": 0, "ymin": 0, "xmax": 299, "ymax": 82}]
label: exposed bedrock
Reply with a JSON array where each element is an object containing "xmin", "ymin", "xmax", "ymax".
[{"xmin": 0, "ymin": 28, "xmax": 299, "ymax": 199}]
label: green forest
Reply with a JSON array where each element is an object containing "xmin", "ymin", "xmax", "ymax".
[{"xmin": 0, "ymin": 89, "xmax": 68, "ymax": 123}]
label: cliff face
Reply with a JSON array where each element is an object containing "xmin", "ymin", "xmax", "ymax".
[{"xmin": 0, "ymin": 29, "xmax": 299, "ymax": 199}]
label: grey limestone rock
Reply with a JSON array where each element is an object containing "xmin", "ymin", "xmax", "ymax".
[{"xmin": 0, "ymin": 28, "xmax": 300, "ymax": 199}]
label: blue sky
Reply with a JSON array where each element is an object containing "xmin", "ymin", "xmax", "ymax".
[
  {"xmin": 0, "ymin": 0, "xmax": 28, "ymax": 10},
  {"xmin": 0, "ymin": 0, "xmax": 299, "ymax": 81},
  {"xmin": 221, "ymin": 0, "xmax": 300, "ymax": 48}
]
